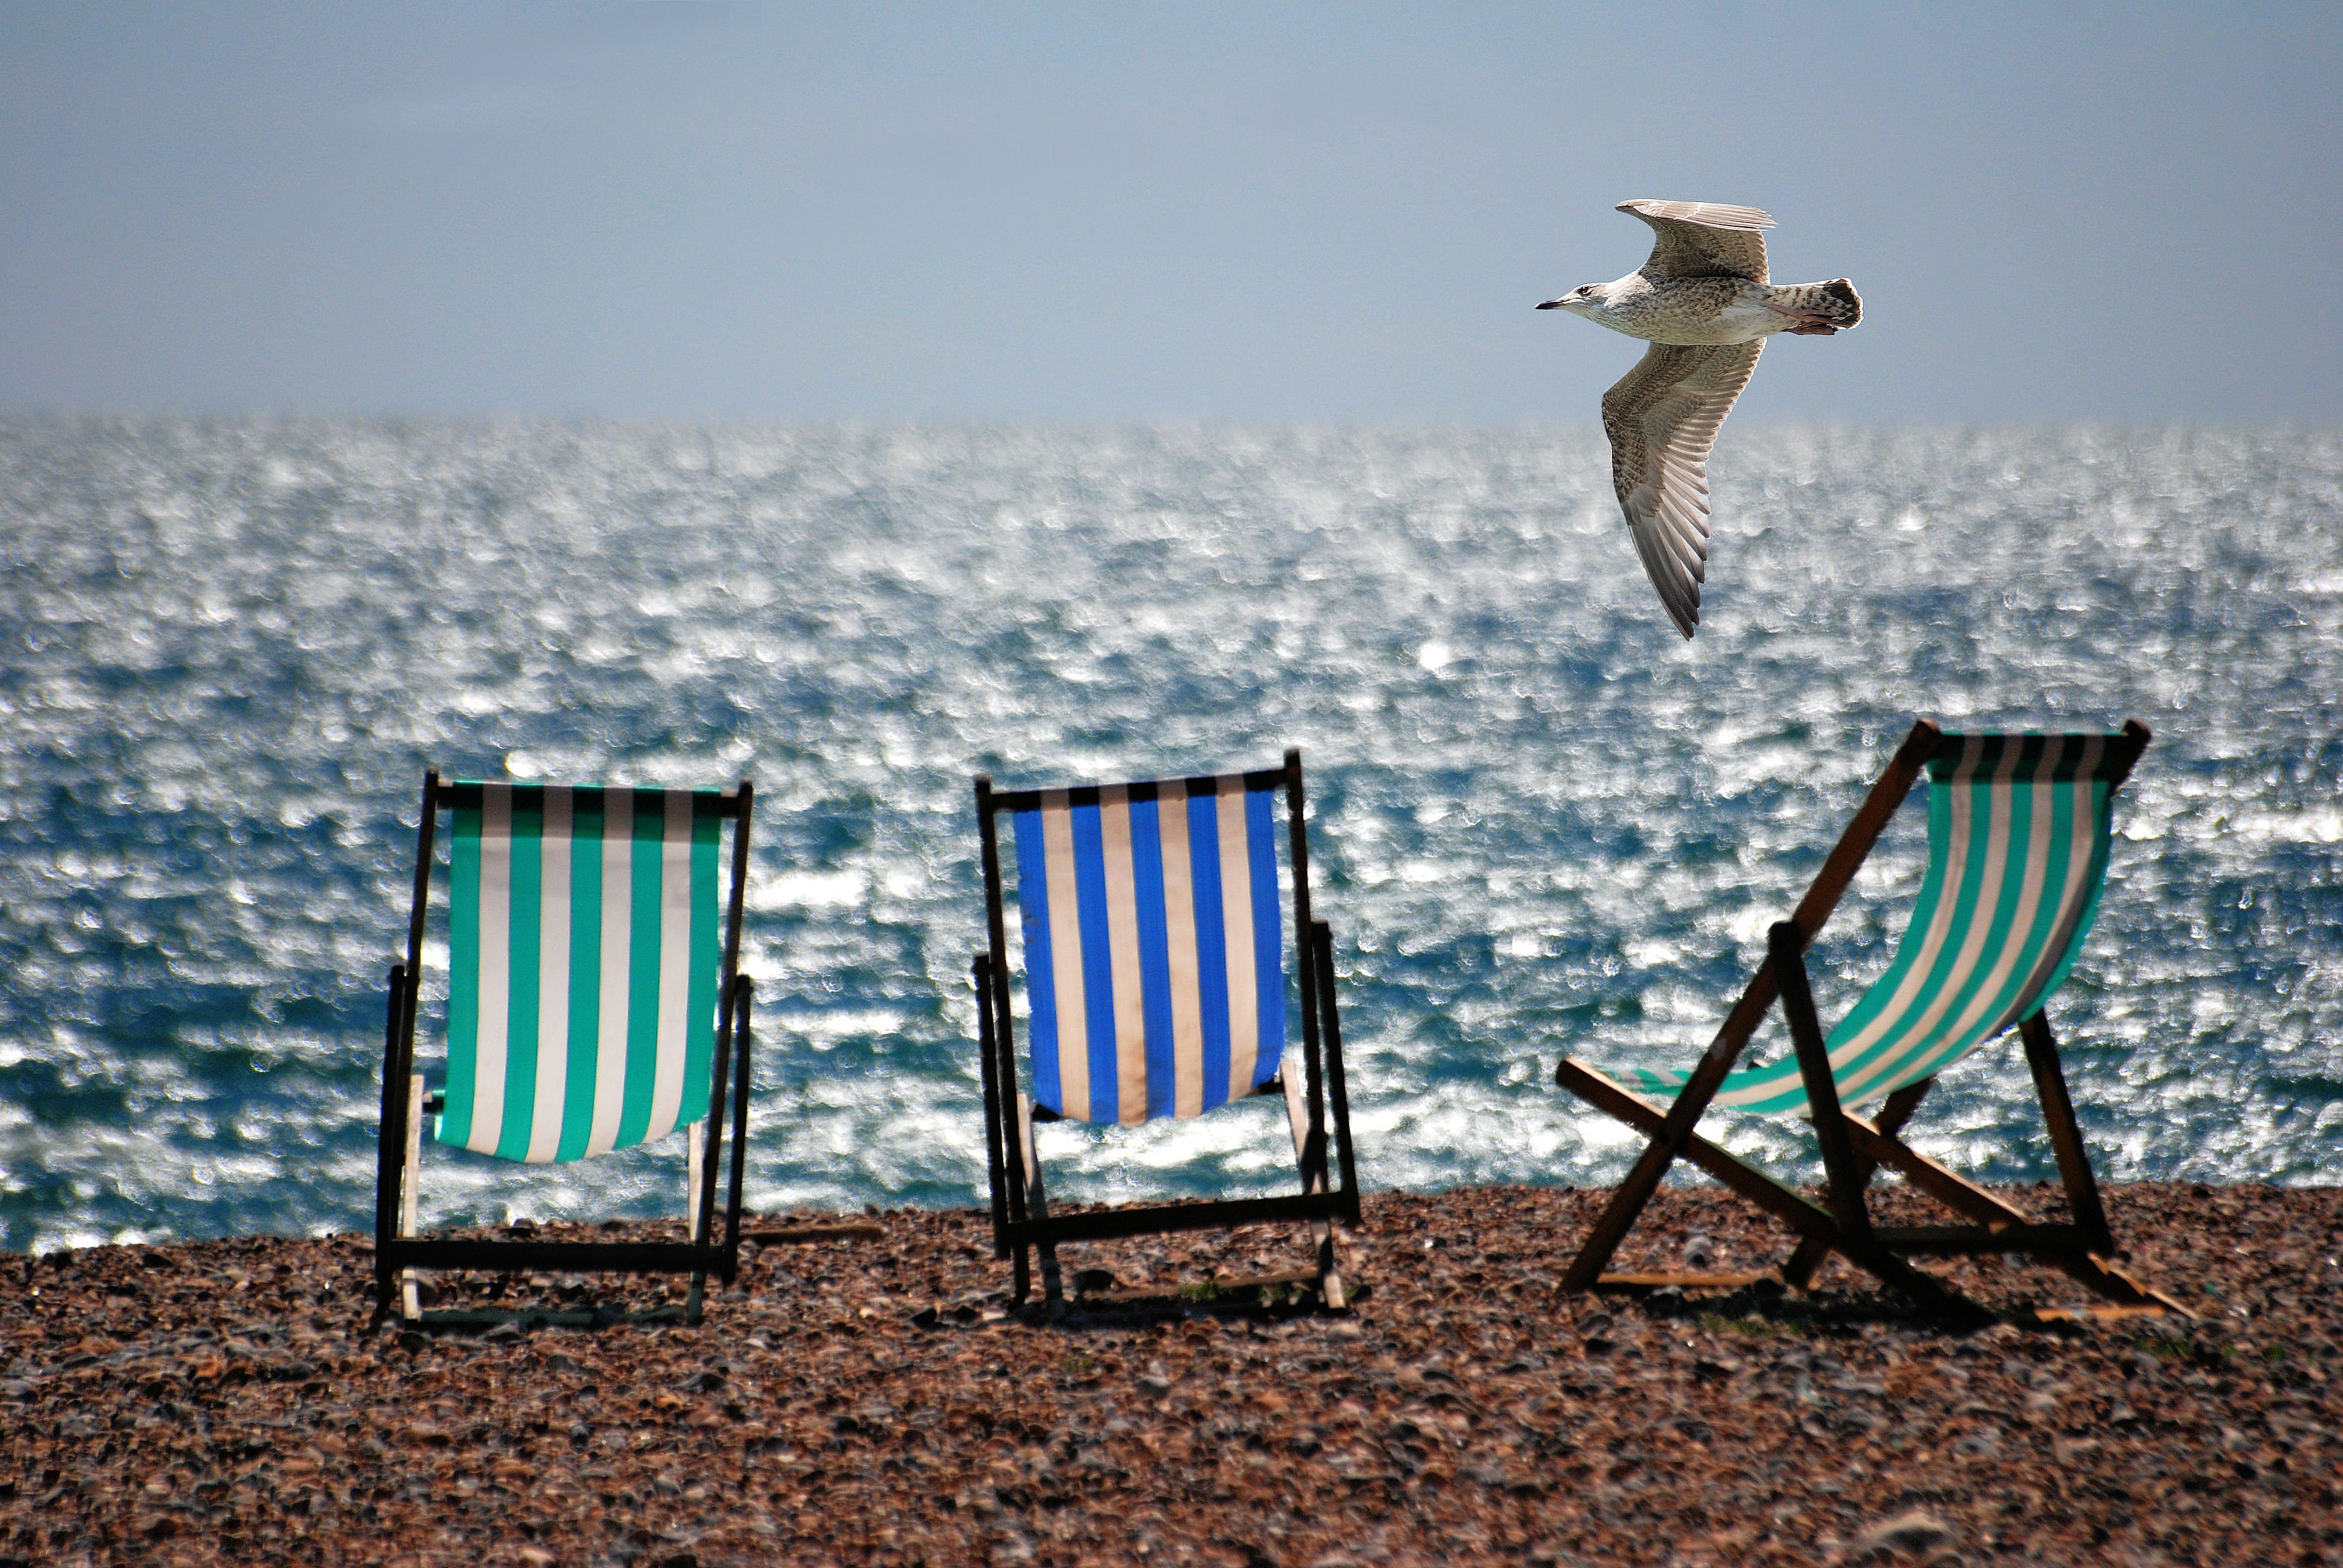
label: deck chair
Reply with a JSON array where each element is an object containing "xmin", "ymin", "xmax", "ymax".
[
  {"xmin": 373, "ymin": 772, "xmax": 755, "ymax": 1324},
  {"xmin": 1555, "ymin": 720, "xmax": 2190, "ymax": 1319},
  {"xmin": 971, "ymin": 748, "xmax": 1362, "ymax": 1313}
]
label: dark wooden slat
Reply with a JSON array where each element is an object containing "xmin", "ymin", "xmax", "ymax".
[
  {"xmin": 377, "ymin": 766, "xmax": 441, "ymax": 1310},
  {"xmin": 1594, "ymin": 1272, "xmax": 1777, "ymax": 1291},
  {"xmin": 973, "ymin": 777, "xmax": 1028, "ymax": 1255},
  {"xmin": 402, "ymin": 769, "xmax": 439, "ymax": 1007},
  {"xmin": 1786, "ymin": 718, "xmax": 1944, "ymax": 935},
  {"xmin": 1285, "ymin": 750, "xmax": 1329, "ymax": 1198},
  {"xmin": 1772, "ymin": 923, "xmax": 1875, "ymax": 1246},
  {"xmin": 2107, "ymin": 719, "xmax": 2152, "ymax": 791},
  {"xmin": 380, "ymin": 1240, "xmax": 725, "ymax": 1274},
  {"xmin": 2020, "ymin": 1012, "xmax": 2114, "ymax": 1253},
  {"xmin": 1558, "ymin": 719, "xmax": 1943, "ymax": 1289},
  {"xmin": 722, "ymin": 976, "xmax": 753, "ymax": 1272},
  {"xmin": 981, "ymin": 768, "xmax": 1286, "ymax": 816},
  {"xmin": 745, "ymin": 1221, "xmax": 886, "ymax": 1244},
  {"xmin": 974, "ymin": 955, "xmax": 1009, "ymax": 1256},
  {"xmin": 1004, "ymin": 1191, "xmax": 1351, "ymax": 1249},
  {"xmin": 373, "ymin": 963, "xmax": 408, "ymax": 1294},
  {"xmin": 1841, "ymin": 1116, "xmax": 2037, "ymax": 1228},
  {"xmin": 1870, "ymin": 1224, "xmax": 2092, "ymax": 1256},
  {"xmin": 433, "ymin": 780, "xmax": 748, "ymax": 814},
  {"xmin": 699, "ymin": 780, "xmax": 755, "ymax": 1257},
  {"xmin": 1314, "ymin": 922, "xmax": 1363, "ymax": 1226}
]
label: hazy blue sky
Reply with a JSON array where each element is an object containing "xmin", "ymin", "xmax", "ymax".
[{"xmin": 4, "ymin": 3, "xmax": 2338, "ymax": 423}]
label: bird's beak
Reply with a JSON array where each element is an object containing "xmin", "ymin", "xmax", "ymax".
[{"xmin": 1536, "ymin": 298, "xmax": 1568, "ymax": 310}]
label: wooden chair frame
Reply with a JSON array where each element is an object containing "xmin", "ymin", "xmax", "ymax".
[
  {"xmin": 1554, "ymin": 719, "xmax": 2191, "ymax": 1319},
  {"xmin": 372, "ymin": 770, "xmax": 757, "ymax": 1324},
  {"xmin": 972, "ymin": 748, "xmax": 1362, "ymax": 1313}
]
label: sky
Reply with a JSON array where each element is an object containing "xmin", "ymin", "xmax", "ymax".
[{"xmin": 3, "ymin": 2, "xmax": 2339, "ymax": 425}]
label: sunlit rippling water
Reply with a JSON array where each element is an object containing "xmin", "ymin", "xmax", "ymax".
[{"xmin": 1, "ymin": 417, "xmax": 2338, "ymax": 1252}]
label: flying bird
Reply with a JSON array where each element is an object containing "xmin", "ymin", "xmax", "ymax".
[{"xmin": 1539, "ymin": 201, "xmax": 1861, "ymax": 638}]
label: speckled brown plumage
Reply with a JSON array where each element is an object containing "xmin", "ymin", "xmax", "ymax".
[{"xmin": 1540, "ymin": 201, "xmax": 1863, "ymax": 638}]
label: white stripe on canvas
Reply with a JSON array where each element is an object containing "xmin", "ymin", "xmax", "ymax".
[
  {"xmin": 649, "ymin": 790, "xmax": 695, "ymax": 1141},
  {"xmin": 1096, "ymin": 786, "xmax": 1150, "ymax": 1125},
  {"xmin": 588, "ymin": 788, "xmax": 634, "ymax": 1156},
  {"xmin": 1038, "ymin": 794, "xmax": 1090, "ymax": 1122},
  {"xmin": 526, "ymin": 786, "xmax": 574, "ymax": 1163},
  {"xmin": 1216, "ymin": 777, "xmax": 1261, "ymax": 1094},
  {"xmin": 1156, "ymin": 792, "xmax": 1206, "ymax": 1117},
  {"xmin": 470, "ymin": 783, "xmax": 514, "ymax": 1156}
]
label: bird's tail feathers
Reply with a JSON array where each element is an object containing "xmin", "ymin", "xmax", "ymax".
[{"xmin": 1778, "ymin": 278, "xmax": 1863, "ymax": 328}]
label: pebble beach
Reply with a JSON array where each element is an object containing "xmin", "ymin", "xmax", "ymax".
[{"xmin": 6, "ymin": 1181, "xmax": 2339, "ymax": 1567}]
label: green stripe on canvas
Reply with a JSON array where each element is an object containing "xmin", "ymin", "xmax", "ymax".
[
  {"xmin": 442, "ymin": 799, "xmax": 483, "ymax": 1149},
  {"xmin": 678, "ymin": 807, "xmax": 723, "ymax": 1129},
  {"xmin": 556, "ymin": 793, "xmax": 605, "ymax": 1163},
  {"xmin": 496, "ymin": 797, "xmax": 545, "ymax": 1161},
  {"xmin": 617, "ymin": 801, "xmax": 666, "ymax": 1149}
]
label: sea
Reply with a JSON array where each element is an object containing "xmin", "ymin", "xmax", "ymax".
[{"xmin": 1, "ymin": 419, "xmax": 2337, "ymax": 1255}]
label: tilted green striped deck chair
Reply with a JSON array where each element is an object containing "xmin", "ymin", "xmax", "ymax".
[
  {"xmin": 373, "ymin": 773, "xmax": 756, "ymax": 1324},
  {"xmin": 1556, "ymin": 721, "xmax": 2189, "ymax": 1318},
  {"xmin": 971, "ymin": 748, "xmax": 1362, "ymax": 1313}
]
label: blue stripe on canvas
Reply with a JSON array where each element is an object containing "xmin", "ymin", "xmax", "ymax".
[
  {"xmin": 1069, "ymin": 799, "xmax": 1119, "ymax": 1125},
  {"xmin": 1011, "ymin": 808, "xmax": 1063, "ymax": 1116},
  {"xmin": 1128, "ymin": 794, "xmax": 1178, "ymax": 1120},
  {"xmin": 1186, "ymin": 791, "xmax": 1234, "ymax": 1111},
  {"xmin": 1245, "ymin": 787, "xmax": 1285, "ymax": 1082}
]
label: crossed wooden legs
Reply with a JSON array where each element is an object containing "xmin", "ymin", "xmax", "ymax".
[{"xmin": 1555, "ymin": 923, "xmax": 2189, "ymax": 1319}]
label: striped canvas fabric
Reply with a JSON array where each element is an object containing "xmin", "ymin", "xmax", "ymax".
[
  {"xmin": 1009, "ymin": 775, "xmax": 1287, "ymax": 1125},
  {"xmin": 1627, "ymin": 733, "xmax": 2126, "ymax": 1117},
  {"xmin": 439, "ymin": 782, "xmax": 725, "ymax": 1163}
]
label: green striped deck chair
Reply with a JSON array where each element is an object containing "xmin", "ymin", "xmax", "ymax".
[
  {"xmin": 373, "ymin": 772, "xmax": 756, "ymax": 1324},
  {"xmin": 1555, "ymin": 721, "xmax": 2189, "ymax": 1319},
  {"xmin": 971, "ymin": 748, "xmax": 1362, "ymax": 1314}
]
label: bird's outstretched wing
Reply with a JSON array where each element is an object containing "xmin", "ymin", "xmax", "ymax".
[
  {"xmin": 1601, "ymin": 341, "xmax": 1765, "ymax": 638},
  {"xmin": 1617, "ymin": 200, "xmax": 1772, "ymax": 284}
]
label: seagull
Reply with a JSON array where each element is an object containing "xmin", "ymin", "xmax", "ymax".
[{"xmin": 1539, "ymin": 201, "xmax": 1861, "ymax": 638}]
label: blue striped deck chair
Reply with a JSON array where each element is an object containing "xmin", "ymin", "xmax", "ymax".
[
  {"xmin": 971, "ymin": 748, "xmax": 1362, "ymax": 1313},
  {"xmin": 372, "ymin": 772, "xmax": 758, "ymax": 1324},
  {"xmin": 1556, "ymin": 721, "xmax": 2189, "ymax": 1319}
]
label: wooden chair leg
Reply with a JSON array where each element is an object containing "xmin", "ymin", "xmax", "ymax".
[
  {"xmin": 1282, "ymin": 1070, "xmax": 1348, "ymax": 1310},
  {"xmin": 685, "ymin": 1120, "xmax": 707, "ymax": 1324},
  {"xmin": 1016, "ymin": 1094, "xmax": 1064, "ymax": 1315},
  {"xmin": 1772, "ymin": 926, "xmax": 1986, "ymax": 1322},
  {"xmin": 2019, "ymin": 1013, "xmax": 2114, "ymax": 1253},
  {"xmin": 1559, "ymin": 1016, "xmax": 1763, "ymax": 1290},
  {"xmin": 1784, "ymin": 1079, "xmax": 1931, "ymax": 1287},
  {"xmin": 400, "ymin": 1072, "xmax": 425, "ymax": 1324}
]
